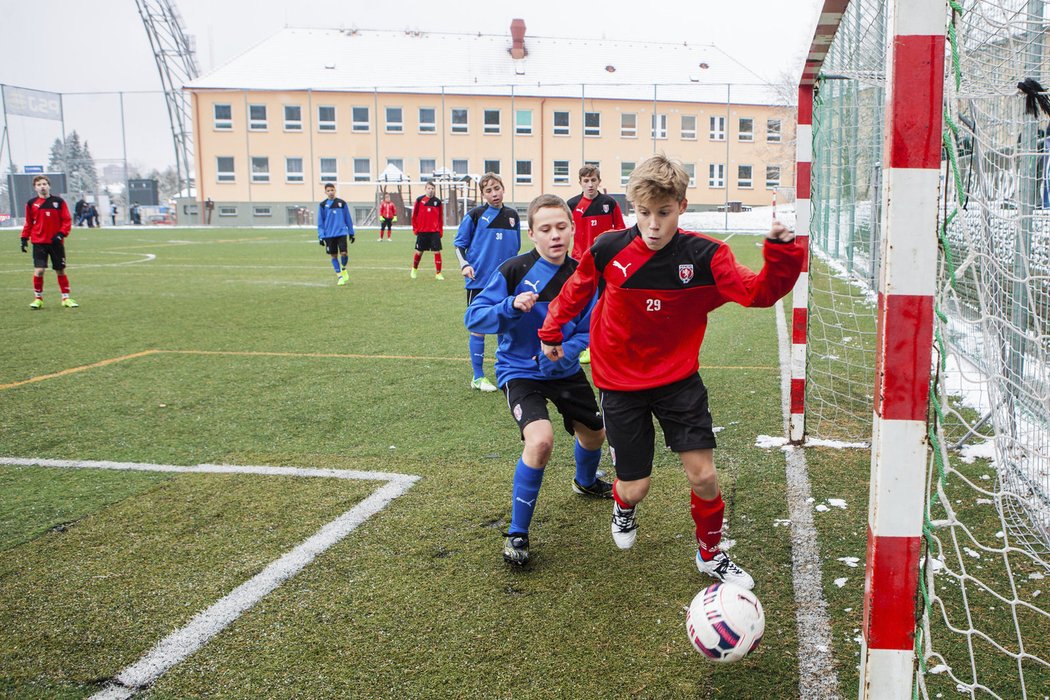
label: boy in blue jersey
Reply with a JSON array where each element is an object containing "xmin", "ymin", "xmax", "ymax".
[
  {"xmin": 317, "ymin": 183, "xmax": 355, "ymax": 285},
  {"xmin": 465, "ymin": 194, "xmax": 612, "ymax": 566},
  {"xmin": 455, "ymin": 173, "xmax": 521, "ymax": 391}
]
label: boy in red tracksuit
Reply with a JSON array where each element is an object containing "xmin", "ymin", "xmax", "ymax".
[
  {"xmin": 20, "ymin": 175, "xmax": 77, "ymax": 309},
  {"xmin": 539, "ymin": 155, "xmax": 803, "ymax": 590},
  {"xmin": 410, "ymin": 181, "xmax": 444, "ymax": 280},
  {"xmin": 379, "ymin": 193, "xmax": 396, "ymax": 241}
]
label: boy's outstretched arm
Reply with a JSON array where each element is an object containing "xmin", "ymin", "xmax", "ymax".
[
  {"xmin": 538, "ymin": 250, "xmax": 600, "ymax": 360},
  {"xmin": 712, "ymin": 220, "xmax": 804, "ymax": 308}
]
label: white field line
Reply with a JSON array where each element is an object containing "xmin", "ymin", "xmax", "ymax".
[
  {"xmin": 773, "ymin": 300, "xmax": 842, "ymax": 700},
  {"xmin": 0, "ymin": 457, "xmax": 419, "ymax": 699},
  {"xmin": 0, "ymin": 252, "xmax": 156, "ymax": 274}
]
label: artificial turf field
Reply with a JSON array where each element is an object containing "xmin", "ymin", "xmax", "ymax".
[{"xmin": 0, "ymin": 226, "xmax": 879, "ymax": 699}]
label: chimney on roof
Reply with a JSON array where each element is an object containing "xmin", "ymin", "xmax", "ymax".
[{"xmin": 509, "ymin": 19, "xmax": 527, "ymax": 59}]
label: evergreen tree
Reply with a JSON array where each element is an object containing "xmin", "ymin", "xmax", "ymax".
[{"xmin": 45, "ymin": 131, "xmax": 98, "ymax": 196}]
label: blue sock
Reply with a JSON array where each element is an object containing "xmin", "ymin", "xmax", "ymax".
[
  {"xmin": 469, "ymin": 334, "xmax": 485, "ymax": 380},
  {"xmin": 340, "ymin": 254, "xmax": 348, "ymax": 269},
  {"xmin": 574, "ymin": 439, "xmax": 603, "ymax": 487},
  {"xmin": 330, "ymin": 257, "xmax": 341, "ymax": 274},
  {"xmin": 509, "ymin": 457, "xmax": 545, "ymax": 535}
]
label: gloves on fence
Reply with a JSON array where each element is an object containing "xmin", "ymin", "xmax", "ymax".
[{"xmin": 20, "ymin": 238, "xmax": 28, "ymax": 253}]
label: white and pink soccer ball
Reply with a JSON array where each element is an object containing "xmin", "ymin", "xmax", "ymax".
[{"xmin": 685, "ymin": 582, "xmax": 765, "ymax": 662}]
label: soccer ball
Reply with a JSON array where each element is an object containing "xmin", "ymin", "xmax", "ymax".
[{"xmin": 685, "ymin": 582, "xmax": 765, "ymax": 662}]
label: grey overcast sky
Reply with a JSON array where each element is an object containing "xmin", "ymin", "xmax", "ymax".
[{"xmin": 0, "ymin": 0, "xmax": 823, "ymax": 173}]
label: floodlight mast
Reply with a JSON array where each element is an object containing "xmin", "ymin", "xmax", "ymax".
[{"xmin": 134, "ymin": 0, "xmax": 199, "ymax": 196}]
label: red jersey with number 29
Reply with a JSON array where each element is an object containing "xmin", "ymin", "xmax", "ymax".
[{"xmin": 538, "ymin": 226, "xmax": 804, "ymax": 392}]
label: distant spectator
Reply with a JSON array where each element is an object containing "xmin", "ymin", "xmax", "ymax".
[
  {"xmin": 74, "ymin": 196, "xmax": 87, "ymax": 226},
  {"xmin": 110, "ymin": 203, "xmax": 118, "ymax": 226},
  {"xmin": 204, "ymin": 197, "xmax": 214, "ymax": 225},
  {"xmin": 86, "ymin": 203, "xmax": 99, "ymax": 228},
  {"xmin": 130, "ymin": 204, "xmax": 142, "ymax": 225}
]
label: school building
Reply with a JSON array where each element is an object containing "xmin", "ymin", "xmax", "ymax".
[{"xmin": 184, "ymin": 21, "xmax": 795, "ymax": 226}]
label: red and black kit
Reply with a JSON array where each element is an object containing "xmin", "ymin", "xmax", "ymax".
[
  {"xmin": 567, "ymin": 192, "xmax": 625, "ymax": 260},
  {"xmin": 22, "ymin": 196, "xmax": 71, "ymax": 245},
  {"xmin": 412, "ymin": 194, "xmax": 444, "ymax": 252}
]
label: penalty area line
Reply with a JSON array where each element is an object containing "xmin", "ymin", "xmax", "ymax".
[
  {"xmin": 0, "ymin": 457, "xmax": 420, "ymax": 700},
  {"xmin": 0, "ymin": 351, "xmax": 161, "ymax": 391}
]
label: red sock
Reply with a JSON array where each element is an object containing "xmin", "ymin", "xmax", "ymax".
[
  {"xmin": 57, "ymin": 274, "xmax": 70, "ymax": 295},
  {"xmin": 33, "ymin": 276, "xmax": 44, "ymax": 297},
  {"xmin": 412, "ymin": 252, "xmax": 422, "ymax": 270},
  {"xmin": 434, "ymin": 253, "xmax": 443, "ymax": 273},
  {"xmin": 612, "ymin": 479, "xmax": 633, "ymax": 509},
  {"xmin": 692, "ymin": 490, "xmax": 725, "ymax": 561}
]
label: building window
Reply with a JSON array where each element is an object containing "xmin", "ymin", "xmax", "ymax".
[
  {"xmin": 483, "ymin": 109, "xmax": 501, "ymax": 135},
  {"xmin": 419, "ymin": 107, "xmax": 436, "ymax": 133},
  {"xmin": 386, "ymin": 158, "xmax": 404, "ymax": 178},
  {"xmin": 684, "ymin": 162, "xmax": 696, "ymax": 187},
  {"xmin": 352, "ymin": 106, "xmax": 370, "ymax": 133},
  {"xmin": 516, "ymin": 160, "xmax": 532, "ymax": 185},
  {"xmin": 284, "ymin": 105, "xmax": 302, "ymax": 131},
  {"xmin": 553, "ymin": 111, "xmax": 570, "ymax": 136},
  {"xmin": 249, "ymin": 104, "xmax": 267, "ymax": 131},
  {"xmin": 451, "ymin": 159, "xmax": 469, "ymax": 176},
  {"xmin": 353, "ymin": 158, "xmax": 370, "ymax": 182},
  {"xmin": 213, "ymin": 104, "xmax": 232, "ymax": 130},
  {"xmin": 738, "ymin": 118, "xmax": 754, "ymax": 142},
  {"xmin": 419, "ymin": 158, "xmax": 436, "ymax": 178},
  {"xmin": 218, "ymin": 205, "xmax": 237, "ymax": 217},
  {"xmin": 583, "ymin": 111, "xmax": 601, "ymax": 137},
  {"xmin": 318, "ymin": 105, "xmax": 336, "ymax": 131},
  {"xmin": 319, "ymin": 157, "xmax": 337, "ymax": 183},
  {"xmin": 315, "ymin": 105, "xmax": 336, "ymax": 131},
  {"xmin": 620, "ymin": 113, "xmax": 637, "ymax": 138},
  {"xmin": 253, "ymin": 206, "xmax": 272, "ymax": 217},
  {"xmin": 250, "ymin": 156, "xmax": 270, "ymax": 183},
  {"xmin": 766, "ymin": 165, "xmax": 781, "ymax": 189},
  {"xmin": 285, "ymin": 157, "xmax": 304, "ymax": 183},
  {"xmin": 651, "ymin": 114, "xmax": 668, "ymax": 139},
  {"xmin": 621, "ymin": 161, "xmax": 635, "ymax": 186},
  {"xmin": 738, "ymin": 165, "xmax": 753, "ymax": 188},
  {"xmin": 483, "ymin": 159, "xmax": 500, "ymax": 175},
  {"xmin": 767, "ymin": 119, "xmax": 782, "ymax": 143},
  {"xmin": 216, "ymin": 156, "xmax": 235, "ymax": 183},
  {"xmin": 553, "ymin": 160, "xmax": 570, "ymax": 185},
  {"xmin": 708, "ymin": 163, "xmax": 725, "ymax": 188},
  {"xmin": 451, "ymin": 108, "xmax": 468, "ymax": 134},
  {"xmin": 681, "ymin": 115, "xmax": 697, "ymax": 140},
  {"xmin": 515, "ymin": 109, "xmax": 532, "ymax": 135},
  {"xmin": 709, "ymin": 116, "xmax": 726, "ymax": 141},
  {"xmin": 585, "ymin": 160, "xmax": 600, "ymax": 169},
  {"xmin": 385, "ymin": 106, "xmax": 403, "ymax": 133}
]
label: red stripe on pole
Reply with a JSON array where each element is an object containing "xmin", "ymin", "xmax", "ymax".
[
  {"xmin": 823, "ymin": 0, "xmax": 850, "ymax": 12},
  {"xmin": 790, "ymin": 379, "xmax": 805, "ymax": 414},
  {"xmin": 792, "ymin": 307, "xmax": 807, "ymax": 344},
  {"xmin": 889, "ymin": 35, "xmax": 946, "ymax": 169},
  {"xmin": 862, "ymin": 528, "xmax": 921, "ymax": 649},
  {"xmin": 795, "ymin": 234, "xmax": 809, "ymax": 272},
  {"xmin": 798, "ymin": 87, "xmax": 813, "ymax": 125},
  {"xmin": 796, "ymin": 163, "xmax": 811, "ymax": 199},
  {"xmin": 873, "ymin": 294, "xmax": 934, "ymax": 420}
]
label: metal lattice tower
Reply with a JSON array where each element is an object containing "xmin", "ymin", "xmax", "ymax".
[{"xmin": 134, "ymin": 0, "xmax": 198, "ymax": 195}]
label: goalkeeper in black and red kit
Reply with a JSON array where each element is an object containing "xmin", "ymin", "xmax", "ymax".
[
  {"xmin": 20, "ymin": 175, "xmax": 77, "ymax": 309},
  {"xmin": 539, "ymin": 155, "xmax": 803, "ymax": 590}
]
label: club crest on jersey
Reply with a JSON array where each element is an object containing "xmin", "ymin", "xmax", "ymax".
[
  {"xmin": 678, "ymin": 264, "xmax": 694, "ymax": 284},
  {"xmin": 513, "ymin": 403, "xmax": 523, "ymax": 421},
  {"xmin": 509, "ymin": 217, "xmax": 516, "ymax": 227},
  {"xmin": 602, "ymin": 204, "xmax": 610, "ymax": 213}
]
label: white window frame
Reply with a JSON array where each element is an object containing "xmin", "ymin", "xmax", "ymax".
[
  {"xmin": 684, "ymin": 163, "xmax": 697, "ymax": 187},
  {"xmin": 285, "ymin": 157, "xmax": 304, "ymax": 184},
  {"xmin": 450, "ymin": 108, "xmax": 469, "ymax": 134},
  {"xmin": 709, "ymin": 116, "xmax": 726, "ymax": 141},
  {"xmin": 250, "ymin": 156, "xmax": 270, "ymax": 184},
  {"xmin": 253, "ymin": 206, "xmax": 272, "ymax": 217},
  {"xmin": 738, "ymin": 118, "xmax": 755, "ymax": 142},
  {"xmin": 681, "ymin": 115, "xmax": 697, "ymax": 140},
  {"xmin": 651, "ymin": 114, "xmax": 668, "ymax": 139},
  {"xmin": 708, "ymin": 163, "xmax": 725, "ymax": 188},
  {"xmin": 386, "ymin": 158, "xmax": 404, "ymax": 174},
  {"xmin": 451, "ymin": 159, "xmax": 469, "ymax": 176},
  {"xmin": 283, "ymin": 105, "xmax": 302, "ymax": 132},
  {"xmin": 418, "ymin": 107, "xmax": 437, "ymax": 134},
  {"xmin": 483, "ymin": 109, "xmax": 501, "ymax": 135},
  {"xmin": 319, "ymin": 157, "xmax": 338, "ymax": 183},
  {"xmin": 419, "ymin": 158, "xmax": 436, "ymax": 178},
  {"xmin": 216, "ymin": 156, "xmax": 235, "ymax": 183},
  {"xmin": 553, "ymin": 111, "xmax": 570, "ymax": 136},
  {"xmin": 620, "ymin": 112, "xmax": 637, "ymax": 138},
  {"xmin": 515, "ymin": 160, "xmax": 533, "ymax": 185},
  {"xmin": 483, "ymin": 159, "xmax": 500, "ymax": 175},
  {"xmin": 737, "ymin": 164, "xmax": 753, "ymax": 188},
  {"xmin": 584, "ymin": 111, "xmax": 601, "ymax": 137},
  {"xmin": 621, "ymin": 161, "xmax": 635, "ymax": 186},
  {"xmin": 353, "ymin": 158, "xmax": 370, "ymax": 182},
  {"xmin": 385, "ymin": 106, "xmax": 403, "ymax": 133},
  {"xmin": 317, "ymin": 105, "xmax": 336, "ymax": 132},
  {"xmin": 351, "ymin": 106, "xmax": 370, "ymax": 133},
  {"xmin": 553, "ymin": 160, "xmax": 570, "ymax": 185},
  {"xmin": 218, "ymin": 205, "xmax": 238, "ymax": 217},
  {"xmin": 515, "ymin": 109, "xmax": 533, "ymax": 135},
  {"xmin": 213, "ymin": 103, "xmax": 232, "ymax": 130},
  {"xmin": 248, "ymin": 104, "xmax": 268, "ymax": 131},
  {"xmin": 767, "ymin": 119, "xmax": 782, "ymax": 143},
  {"xmin": 766, "ymin": 165, "xmax": 781, "ymax": 189}
]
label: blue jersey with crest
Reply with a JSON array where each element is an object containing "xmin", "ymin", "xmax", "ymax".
[
  {"xmin": 454, "ymin": 204, "xmax": 521, "ymax": 290},
  {"xmin": 464, "ymin": 250, "xmax": 596, "ymax": 387}
]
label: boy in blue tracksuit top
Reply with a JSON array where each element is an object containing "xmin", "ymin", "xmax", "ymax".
[
  {"xmin": 317, "ymin": 183, "xmax": 355, "ymax": 285},
  {"xmin": 455, "ymin": 173, "xmax": 521, "ymax": 392},
  {"xmin": 465, "ymin": 194, "xmax": 611, "ymax": 566}
]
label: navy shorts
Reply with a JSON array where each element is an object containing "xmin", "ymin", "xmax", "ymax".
[
  {"xmin": 414, "ymin": 232, "xmax": 442, "ymax": 251},
  {"xmin": 503, "ymin": 371, "xmax": 603, "ymax": 438},
  {"xmin": 32, "ymin": 242, "xmax": 66, "ymax": 271},
  {"xmin": 599, "ymin": 373, "xmax": 716, "ymax": 481},
  {"xmin": 323, "ymin": 236, "xmax": 348, "ymax": 255}
]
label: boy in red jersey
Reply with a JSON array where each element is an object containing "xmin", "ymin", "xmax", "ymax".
[
  {"xmin": 378, "ymin": 192, "xmax": 396, "ymax": 241},
  {"xmin": 20, "ymin": 175, "xmax": 77, "ymax": 309},
  {"xmin": 410, "ymin": 181, "xmax": 444, "ymax": 280},
  {"xmin": 539, "ymin": 155, "xmax": 803, "ymax": 589}
]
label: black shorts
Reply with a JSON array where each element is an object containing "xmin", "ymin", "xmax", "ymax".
[
  {"xmin": 414, "ymin": 232, "xmax": 442, "ymax": 251},
  {"xmin": 323, "ymin": 236, "xmax": 348, "ymax": 255},
  {"xmin": 503, "ymin": 371, "xmax": 603, "ymax": 438},
  {"xmin": 466, "ymin": 287, "xmax": 483, "ymax": 306},
  {"xmin": 32, "ymin": 242, "xmax": 66, "ymax": 271},
  {"xmin": 380, "ymin": 217, "xmax": 393, "ymax": 232},
  {"xmin": 599, "ymin": 373, "xmax": 716, "ymax": 481}
]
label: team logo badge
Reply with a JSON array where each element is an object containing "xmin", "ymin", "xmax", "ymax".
[
  {"xmin": 513, "ymin": 403, "xmax": 523, "ymax": 421},
  {"xmin": 602, "ymin": 204, "xmax": 610, "ymax": 213},
  {"xmin": 509, "ymin": 217, "xmax": 516, "ymax": 227},
  {"xmin": 678, "ymin": 264, "xmax": 694, "ymax": 284}
]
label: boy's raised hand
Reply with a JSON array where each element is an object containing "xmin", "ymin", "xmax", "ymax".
[
  {"xmin": 767, "ymin": 219, "xmax": 795, "ymax": 243},
  {"xmin": 513, "ymin": 291, "xmax": 539, "ymax": 312}
]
